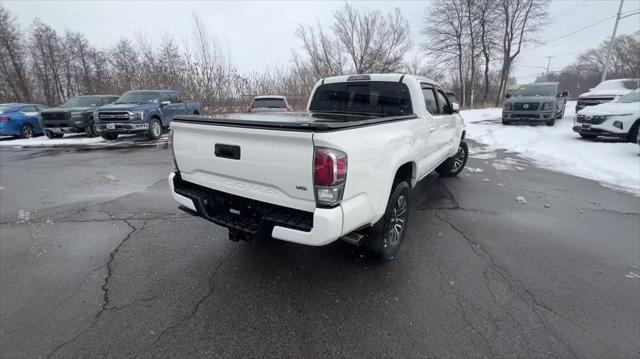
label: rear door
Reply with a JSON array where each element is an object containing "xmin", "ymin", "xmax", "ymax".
[
  {"xmin": 420, "ymin": 84, "xmax": 450, "ymax": 165},
  {"xmin": 434, "ymin": 87, "xmax": 457, "ymax": 151},
  {"xmin": 172, "ymin": 121, "xmax": 317, "ymax": 212}
]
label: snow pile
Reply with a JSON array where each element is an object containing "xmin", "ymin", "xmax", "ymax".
[
  {"xmin": 0, "ymin": 133, "xmax": 167, "ymax": 148},
  {"xmin": 461, "ymin": 101, "xmax": 640, "ymax": 194}
]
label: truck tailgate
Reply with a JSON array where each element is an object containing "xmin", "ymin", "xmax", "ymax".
[{"xmin": 172, "ymin": 121, "xmax": 316, "ymax": 212}]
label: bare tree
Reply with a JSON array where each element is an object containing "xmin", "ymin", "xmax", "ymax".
[
  {"xmin": 109, "ymin": 38, "xmax": 139, "ymax": 92},
  {"xmin": 333, "ymin": 4, "xmax": 411, "ymax": 73},
  {"xmin": 495, "ymin": 0, "xmax": 549, "ymax": 105},
  {"xmin": 0, "ymin": 6, "xmax": 31, "ymax": 102},
  {"xmin": 474, "ymin": 0, "xmax": 501, "ymax": 106},
  {"xmin": 30, "ymin": 19, "xmax": 67, "ymax": 105},
  {"xmin": 424, "ymin": 0, "xmax": 467, "ymax": 106}
]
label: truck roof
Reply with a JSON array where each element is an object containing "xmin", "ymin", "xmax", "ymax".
[
  {"xmin": 321, "ymin": 73, "xmax": 442, "ymax": 87},
  {"xmin": 528, "ymin": 82, "xmax": 559, "ymax": 86}
]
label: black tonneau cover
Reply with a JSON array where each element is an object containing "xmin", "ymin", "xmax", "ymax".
[{"xmin": 172, "ymin": 112, "xmax": 418, "ymax": 132}]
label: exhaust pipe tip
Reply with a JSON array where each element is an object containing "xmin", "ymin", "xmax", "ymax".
[{"xmin": 340, "ymin": 232, "xmax": 365, "ymax": 246}]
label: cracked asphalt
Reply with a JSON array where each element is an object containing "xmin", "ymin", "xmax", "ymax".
[{"xmin": 0, "ymin": 142, "xmax": 638, "ymax": 358}]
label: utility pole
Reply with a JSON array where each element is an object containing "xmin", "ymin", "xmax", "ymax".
[
  {"xmin": 601, "ymin": 0, "xmax": 624, "ymax": 82},
  {"xmin": 544, "ymin": 56, "xmax": 554, "ymax": 80}
]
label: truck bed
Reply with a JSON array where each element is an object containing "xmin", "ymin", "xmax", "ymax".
[{"xmin": 172, "ymin": 112, "xmax": 417, "ymax": 132}]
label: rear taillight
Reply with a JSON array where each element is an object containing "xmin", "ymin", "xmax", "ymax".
[
  {"xmin": 0, "ymin": 116, "xmax": 10, "ymax": 122},
  {"xmin": 169, "ymin": 129, "xmax": 179, "ymax": 171},
  {"xmin": 314, "ymin": 147, "xmax": 347, "ymax": 207}
]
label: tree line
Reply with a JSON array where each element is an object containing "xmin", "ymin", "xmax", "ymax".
[{"xmin": 0, "ymin": 2, "xmax": 637, "ymax": 111}]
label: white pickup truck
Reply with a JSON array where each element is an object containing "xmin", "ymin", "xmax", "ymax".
[{"xmin": 169, "ymin": 74, "xmax": 467, "ymax": 259}]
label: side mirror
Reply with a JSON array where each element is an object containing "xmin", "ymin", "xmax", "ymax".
[
  {"xmin": 451, "ymin": 102, "xmax": 460, "ymax": 113},
  {"xmin": 160, "ymin": 101, "xmax": 170, "ymax": 107},
  {"xmin": 505, "ymin": 93, "xmax": 512, "ymax": 99},
  {"xmin": 562, "ymin": 91, "xmax": 569, "ymax": 97}
]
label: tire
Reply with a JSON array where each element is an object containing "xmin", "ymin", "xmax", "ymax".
[
  {"xmin": 19, "ymin": 124, "xmax": 34, "ymax": 139},
  {"xmin": 436, "ymin": 141, "xmax": 468, "ymax": 177},
  {"xmin": 365, "ymin": 181, "xmax": 410, "ymax": 260},
  {"xmin": 101, "ymin": 133, "xmax": 118, "ymax": 141},
  {"xmin": 44, "ymin": 130, "xmax": 63, "ymax": 139},
  {"xmin": 193, "ymin": 111, "xmax": 200, "ymax": 115},
  {"xmin": 626, "ymin": 121, "xmax": 639, "ymax": 143},
  {"xmin": 579, "ymin": 133, "xmax": 597, "ymax": 139},
  {"xmin": 502, "ymin": 119, "xmax": 511, "ymax": 125},
  {"xmin": 546, "ymin": 117, "xmax": 556, "ymax": 126},
  {"xmin": 147, "ymin": 118, "xmax": 162, "ymax": 140},
  {"xmin": 85, "ymin": 117, "xmax": 99, "ymax": 138}
]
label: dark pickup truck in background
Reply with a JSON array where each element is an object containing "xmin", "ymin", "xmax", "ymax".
[
  {"xmin": 96, "ymin": 90, "xmax": 201, "ymax": 140},
  {"xmin": 40, "ymin": 95, "xmax": 119, "ymax": 138}
]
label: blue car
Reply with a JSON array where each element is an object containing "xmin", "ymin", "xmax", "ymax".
[{"xmin": 0, "ymin": 103, "xmax": 49, "ymax": 138}]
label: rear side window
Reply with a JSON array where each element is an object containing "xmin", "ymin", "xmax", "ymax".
[
  {"xmin": 421, "ymin": 87, "xmax": 438, "ymax": 114},
  {"xmin": 436, "ymin": 90, "xmax": 451, "ymax": 114},
  {"xmin": 309, "ymin": 81, "xmax": 412, "ymax": 116},
  {"xmin": 252, "ymin": 98, "xmax": 285, "ymax": 109}
]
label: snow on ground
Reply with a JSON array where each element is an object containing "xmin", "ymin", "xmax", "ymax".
[
  {"xmin": 0, "ymin": 133, "xmax": 167, "ymax": 148},
  {"xmin": 462, "ymin": 101, "xmax": 640, "ymax": 194}
]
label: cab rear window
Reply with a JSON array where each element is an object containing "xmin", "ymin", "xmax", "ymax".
[
  {"xmin": 309, "ymin": 81, "xmax": 413, "ymax": 116},
  {"xmin": 252, "ymin": 98, "xmax": 285, "ymax": 108}
]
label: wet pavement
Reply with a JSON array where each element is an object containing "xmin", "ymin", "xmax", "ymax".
[{"xmin": 0, "ymin": 142, "xmax": 638, "ymax": 358}]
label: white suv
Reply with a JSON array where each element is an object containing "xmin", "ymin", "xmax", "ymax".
[{"xmin": 574, "ymin": 90, "xmax": 640, "ymax": 141}]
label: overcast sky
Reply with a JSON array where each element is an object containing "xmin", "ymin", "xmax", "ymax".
[{"xmin": 4, "ymin": 0, "xmax": 640, "ymax": 84}]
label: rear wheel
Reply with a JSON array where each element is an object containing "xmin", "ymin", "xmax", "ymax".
[
  {"xmin": 147, "ymin": 118, "xmax": 162, "ymax": 140},
  {"xmin": 365, "ymin": 181, "xmax": 410, "ymax": 260},
  {"xmin": 436, "ymin": 141, "xmax": 468, "ymax": 177},
  {"xmin": 19, "ymin": 124, "xmax": 34, "ymax": 139},
  {"xmin": 101, "ymin": 133, "xmax": 118, "ymax": 141},
  {"xmin": 579, "ymin": 133, "xmax": 597, "ymax": 139}
]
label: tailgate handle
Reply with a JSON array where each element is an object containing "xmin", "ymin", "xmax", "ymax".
[{"xmin": 215, "ymin": 144, "xmax": 241, "ymax": 160}]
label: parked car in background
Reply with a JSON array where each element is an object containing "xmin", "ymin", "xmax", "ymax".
[
  {"xmin": 576, "ymin": 78, "xmax": 639, "ymax": 113},
  {"xmin": 246, "ymin": 95, "xmax": 293, "ymax": 112},
  {"xmin": 0, "ymin": 103, "xmax": 49, "ymax": 138},
  {"xmin": 96, "ymin": 90, "xmax": 201, "ymax": 141},
  {"xmin": 574, "ymin": 89, "xmax": 640, "ymax": 141},
  {"xmin": 169, "ymin": 73, "xmax": 467, "ymax": 260},
  {"xmin": 502, "ymin": 82, "xmax": 568, "ymax": 126},
  {"xmin": 40, "ymin": 95, "xmax": 119, "ymax": 138}
]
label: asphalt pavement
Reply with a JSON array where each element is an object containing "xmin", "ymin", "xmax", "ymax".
[{"xmin": 0, "ymin": 141, "xmax": 638, "ymax": 358}]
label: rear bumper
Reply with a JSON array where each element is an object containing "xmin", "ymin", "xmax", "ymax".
[{"xmin": 168, "ymin": 172, "xmax": 342, "ymax": 246}]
